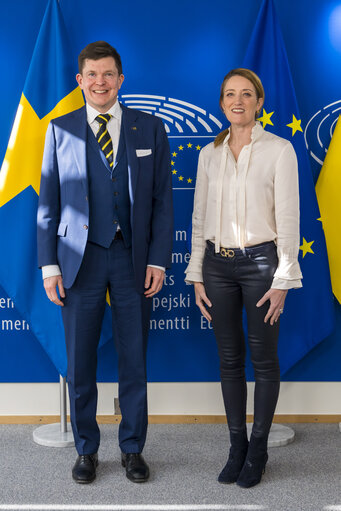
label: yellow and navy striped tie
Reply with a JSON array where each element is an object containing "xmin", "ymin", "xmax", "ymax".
[{"xmin": 95, "ymin": 114, "xmax": 114, "ymax": 168}]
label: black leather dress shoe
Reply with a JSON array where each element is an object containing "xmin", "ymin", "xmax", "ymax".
[
  {"xmin": 121, "ymin": 453, "xmax": 149, "ymax": 483},
  {"xmin": 72, "ymin": 453, "xmax": 98, "ymax": 484}
]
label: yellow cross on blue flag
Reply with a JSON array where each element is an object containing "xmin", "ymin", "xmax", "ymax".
[
  {"xmin": 242, "ymin": 0, "xmax": 334, "ymax": 374},
  {"xmin": 0, "ymin": 0, "xmax": 112, "ymax": 376}
]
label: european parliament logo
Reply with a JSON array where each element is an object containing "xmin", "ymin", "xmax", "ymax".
[
  {"xmin": 304, "ymin": 100, "xmax": 341, "ymax": 166},
  {"xmin": 119, "ymin": 94, "xmax": 223, "ymax": 189}
]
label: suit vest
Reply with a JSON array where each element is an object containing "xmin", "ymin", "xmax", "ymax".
[{"xmin": 86, "ymin": 123, "xmax": 132, "ymax": 248}]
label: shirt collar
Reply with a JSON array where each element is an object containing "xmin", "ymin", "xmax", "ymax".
[
  {"xmin": 86, "ymin": 100, "xmax": 122, "ymax": 124},
  {"xmin": 223, "ymin": 121, "xmax": 264, "ymax": 146}
]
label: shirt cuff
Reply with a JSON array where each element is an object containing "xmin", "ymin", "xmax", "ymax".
[
  {"xmin": 271, "ymin": 277, "xmax": 302, "ymax": 290},
  {"xmin": 273, "ymin": 255, "xmax": 302, "ymax": 281},
  {"xmin": 42, "ymin": 265, "xmax": 62, "ymax": 280},
  {"xmin": 184, "ymin": 269, "xmax": 204, "ymax": 284},
  {"xmin": 147, "ymin": 264, "xmax": 165, "ymax": 272}
]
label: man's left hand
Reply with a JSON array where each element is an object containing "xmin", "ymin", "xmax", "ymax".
[
  {"xmin": 256, "ymin": 288, "xmax": 288, "ymax": 325},
  {"xmin": 144, "ymin": 267, "xmax": 165, "ymax": 297}
]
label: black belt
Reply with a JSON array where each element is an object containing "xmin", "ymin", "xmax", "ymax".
[{"xmin": 206, "ymin": 240, "xmax": 275, "ymax": 258}]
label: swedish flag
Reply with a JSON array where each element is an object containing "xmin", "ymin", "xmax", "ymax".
[
  {"xmin": 0, "ymin": 0, "xmax": 84, "ymax": 376},
  {"xmin": 242, "ymin": 0, "xmax": 334, "ymax": 375}
]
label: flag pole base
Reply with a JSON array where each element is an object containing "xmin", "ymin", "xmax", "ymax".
[
  {"xmin": 247, "ymin": 423, "xmax": 295, "ymax": 447},
  {"xmin": 33, "ymin": 376, "xmax": 74, "ymax": 447},
  {"xmin": 33, "ymin": 423, "xmax": 74, "ymax": 448}
]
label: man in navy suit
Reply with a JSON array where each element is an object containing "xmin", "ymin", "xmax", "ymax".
[{"xmin": 37, "ymin": 41, "xmax": 173, "ymax": 484}]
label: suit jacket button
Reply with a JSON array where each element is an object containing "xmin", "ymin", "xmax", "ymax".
[
  {"xmin": 114, "ymin": 191, "xmax": 119, "ymax": 196},
  {"xmin": 85, "ymin": 196, "xmax": 88, "ymax": 201},
  {"xmin": 83, "ymin": 225, "xmax": 88, "ymax": 230}
]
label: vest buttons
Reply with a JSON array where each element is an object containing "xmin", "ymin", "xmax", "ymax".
[
  {"xmin": 83, "ymin": 225, "xmax": 88, "ymax": 230},
  {"xmin": 114, "ymin": 192, "xmax": 119, "ymax": 196}
]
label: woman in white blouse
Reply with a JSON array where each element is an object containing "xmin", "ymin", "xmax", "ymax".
[{"xmin": 185, "ymin": 69, "xmax": 302, "ymax": 488}]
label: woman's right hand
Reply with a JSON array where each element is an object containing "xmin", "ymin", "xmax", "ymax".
[{"xmin": 194, "ymin": 282, "xmax": 212, "ymax": 321}]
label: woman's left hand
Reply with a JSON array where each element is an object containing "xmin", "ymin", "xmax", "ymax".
[{"xmin": 256, "ymin": 288, "xmax": 288, "ymax": 326}]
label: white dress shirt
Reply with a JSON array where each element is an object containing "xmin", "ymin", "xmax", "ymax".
[{"xmin": 185, "ymin": 122, "xmax": 302, "ymax": 289}]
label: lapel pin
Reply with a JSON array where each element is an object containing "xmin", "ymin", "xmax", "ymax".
[{"xmin": 131, "ymin": 126, "xmax": 137, "ymax": 130}]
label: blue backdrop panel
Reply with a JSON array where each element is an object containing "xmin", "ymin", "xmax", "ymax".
[{"xmin": 1, "ymin": 0, "xmax": 341, "ymax": 383}]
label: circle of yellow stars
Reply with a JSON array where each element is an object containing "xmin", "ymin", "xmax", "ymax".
[{"xmin": 171, "ymin": 142, "xmax": 201, "ymax": 184}]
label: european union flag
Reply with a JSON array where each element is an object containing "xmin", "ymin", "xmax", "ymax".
[
  {"xmin": 0, "ymin": 0, "xmax": 103, "ymax": 377},
  {"xmin": 242, "ymin": 0, "xmax": 334, "ymax": 374}
]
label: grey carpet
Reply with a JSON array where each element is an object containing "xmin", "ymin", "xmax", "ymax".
[{"xmin": 0, "ymin": 423, "xmax": 340, "ymax": 511}]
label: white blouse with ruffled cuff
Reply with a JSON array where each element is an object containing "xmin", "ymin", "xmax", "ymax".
[{"xmin": 185, "ymin": 122, "xmax": 302, "ymax": 290}]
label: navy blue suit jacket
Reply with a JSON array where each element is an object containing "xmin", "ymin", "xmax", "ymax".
[{"xmin": 37, "ymin": 104, "xmax": 173, "ymax": 291}]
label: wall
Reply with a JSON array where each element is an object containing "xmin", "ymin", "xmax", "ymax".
[{"xmin": 0, "ymin": 0, "xmax": 340, "ymax": 415}]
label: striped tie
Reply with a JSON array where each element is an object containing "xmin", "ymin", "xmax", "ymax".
[{"xmin": 95, "ymin": 114, "xmax": 114, "ymax": 168}]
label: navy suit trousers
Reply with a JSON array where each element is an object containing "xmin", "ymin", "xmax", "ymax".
[{"xmin": 62, "ymin": 238, "xmax": 152, "ymax": 455}]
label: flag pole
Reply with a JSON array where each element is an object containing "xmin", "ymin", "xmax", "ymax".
[
  {"xmin": 33, "ymin": 375, "xmax": 74, "ymax": 447},
  {"xmin": 60, "ymin": 374, "xmax": 67, "ymax": 434}
]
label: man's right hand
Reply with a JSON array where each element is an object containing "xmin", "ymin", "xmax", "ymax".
[{"xmin": 43, "ymin": 275, "xmax": 65, "ymax": 306}]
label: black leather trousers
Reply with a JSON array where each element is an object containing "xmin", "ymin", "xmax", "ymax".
[{"xmin": 203, "ymin": 240, "xmax": 280, "ymax": 438}]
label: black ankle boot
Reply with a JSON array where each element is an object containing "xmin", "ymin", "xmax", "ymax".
[
  {"xmin": 236, "ymin": 433, "xmax": 268, "ymax": 488},
  {"xmin": 218, "ymin": 430, "xmax": 249, "ymax": 484}
]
